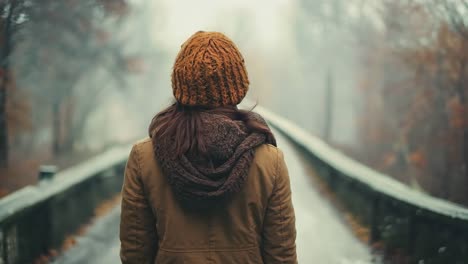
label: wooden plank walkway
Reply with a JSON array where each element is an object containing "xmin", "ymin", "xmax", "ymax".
[{"xmin": 54, "ymin": 131, "xmax": 374, "ymax": 264}]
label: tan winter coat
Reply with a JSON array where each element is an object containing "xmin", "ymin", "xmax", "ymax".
[{"xmin": 120, "ymin": 138, "xmax": 297, "ymax": 264}]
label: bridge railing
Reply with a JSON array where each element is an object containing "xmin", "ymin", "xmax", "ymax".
[
  {"xmin": 255, "ymin": 105, "xmax": 468, "ymax": 263},
  {"xmin": 0, "ymin": 145, "xmax": 130, "ymax": 264},
  {"xmin": 1, "ymin": 106, "xmax": 468, "ymax": 263}
]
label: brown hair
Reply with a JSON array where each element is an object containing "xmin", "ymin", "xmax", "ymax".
[{"xmin": 148, "ymin": 102, "xmax": 276, "ymax": 158}]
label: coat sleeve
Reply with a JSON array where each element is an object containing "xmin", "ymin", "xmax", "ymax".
[
  {"xmin": 261, "ymin": 148, "xmax": 297, "ymax": 264},
  {"xmin": 120, "ymin": 144, "xmax": 158, "ymax": 264}
]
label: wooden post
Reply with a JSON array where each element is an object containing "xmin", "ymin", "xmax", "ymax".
[
  {"xmin": 370, "ymin": 195, "xmax": 381, "ymax": 244},
  {"xmin": 407, "ymin": 212, "xmax": 418, "ymax": 260},
  {"xmin": 38, "ymin": 165, "xmax": 58, "ymax": 182},
  {"xmin": 5, "ymin": 225, "xmax": 17, "ymax": 264},
  {"xmin": 0, "ymin": 229, "xmax": 4, "ymax": 264}
]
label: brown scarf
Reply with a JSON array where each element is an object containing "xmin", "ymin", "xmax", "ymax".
[{"xmin": 153, "ymin": 112, "xmax": 275, "ymax": 208}]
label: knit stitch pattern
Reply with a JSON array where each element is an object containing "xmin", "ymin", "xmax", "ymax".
[
  {"xmin": 153, "ymin": 112, "xmax": 275, "ymax": 209},
  {"xmin": 172, "ymin": 31, "xmax": 249, "ymax": 107}
]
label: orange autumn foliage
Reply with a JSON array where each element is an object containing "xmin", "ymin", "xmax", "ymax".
[
  {"xmin": 408, "ymin": 150, "xmax": 428, "ymax": 169},
  {"xmin": 356, "ymin": 0, "xmax": 468, "ymax": 205}
]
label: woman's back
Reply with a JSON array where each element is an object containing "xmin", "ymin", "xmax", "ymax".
[
  {"xmin": 120, "ymin": 31, "xmax": 297, "ymax": 264},
  {"xmin": 120, "ymin": 139, "xmax": 296, "ymax": 263}
]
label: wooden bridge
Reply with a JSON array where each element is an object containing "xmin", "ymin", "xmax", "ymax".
[{"xmin": 1, "ymin": 106, "xmax": 467, "ymax": 264}]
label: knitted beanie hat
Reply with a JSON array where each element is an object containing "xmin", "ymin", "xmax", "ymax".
[{"xmin": 171, "ymin": 31, "xmax": 249, "ymax": 107}]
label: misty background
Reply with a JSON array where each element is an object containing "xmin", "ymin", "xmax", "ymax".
[{"xmin": 1, "ymin": 0, "xmax": 467, "ymax": 208}]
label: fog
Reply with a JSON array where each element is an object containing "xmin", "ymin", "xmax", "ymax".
[
  {"xmin": 0, "ymin": 0, "xmax": 464, "ymax": 204},
  {"xmin": 1, "ymin": 0, "xmax": 467, "ymax": 263},
  {"xmin": 2, "ymin": 0, "xmax": 466, "ymax": 204},
  {"xmin": 93, "ymin": 0, "xmax": 468, "ymax": 208},
  {"xmin": 141, "ymin": 0, "xmax": 364, "ymax": 145}
]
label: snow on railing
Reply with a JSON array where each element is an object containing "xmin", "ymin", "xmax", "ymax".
[
  {"xmin": 0, "ymin": 144, "xmax": 131, "ymax": 264},
  {"xmin": 253, "ymin": 104, "xmax": 468, "ymax": 262},
  {"xmin": 1, "ymin": 103, "xmax": 467, "ymax": 263}
]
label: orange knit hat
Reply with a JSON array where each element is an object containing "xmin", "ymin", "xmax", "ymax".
[{"xmin": 171, "ymin": 31, "xmax": 249, "ymax": 107}]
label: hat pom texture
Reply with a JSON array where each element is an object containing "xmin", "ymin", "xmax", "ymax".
[{"xmin": 172, "ymin": 31, "xmax": 249, "ymax": 107}]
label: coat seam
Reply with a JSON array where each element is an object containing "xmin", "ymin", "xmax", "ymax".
[
  {"xmin": 133, "ymin": 144, "xmax": 143, "ymax": 181},
  {"xmin": 134, "ymin": 142, "xmax": 153, "ymax": 202},
  {"xmin": 272, "ymin": 148, "xmax": 281, "ymax": 203},
  {"xmin": 129, "ymin": 144, "xmax": 145, "ymax": 263},
  {"xmin": 261, "ymin": 147, "xmax": 280, "ymax": 233},
  {"xmin": 277, "ymin": 149, "xmax": 286, "ymax": 264},
  {"xmin": 133, "ymin": 142, "xmax": 159, "ymax": 240}
]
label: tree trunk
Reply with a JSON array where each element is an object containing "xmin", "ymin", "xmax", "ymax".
[
  {"xmin": 0, "ymin": 69, "xmax": 8, "ymax": 168},
  {"xmin": 433, "ymin": 53, "xmax": 452, "ymax": 199},
  {"xmin": 62, "ymin": 96, "xmax": 75, "ymax": 151},
  {"xmin": 53, "ymin": 95, "xmax": 75, "ymax": 155},
  {"xmin": 52, "ymin": 101, "xmax": 63, "ymax": 155},
  {"xmin": 323, "ymin": 68, "xmax": 334, "ymax": 142},
  {"xmin": 0, "ymin": 1, "xmax": 16, "ymax": 168},
  {"xmin": 455, "ymin": 43, "xmax": 468, "ymax": 202}
]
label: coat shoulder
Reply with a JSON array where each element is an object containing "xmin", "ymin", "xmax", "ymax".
[
  {"xmin": 133, "ymin": 137, "xmax": 152, "ymax": 149},
  {"xmin": 254, "ymin": 143, "xmax": 282, "ymax": 161},
  {"xmin": 252, "ymin": 143, "xmax": 284, "ymax": 175},
  {"xmin": 132, "ymin": 137, "xmax": 154, "ymax": 162},
  {"xmin": 134, "ymin": 137, "xmax": 151, "ymax": 146}
]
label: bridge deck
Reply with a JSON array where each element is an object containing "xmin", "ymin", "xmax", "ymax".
[{"xmin": 53, "ymin": 132, "xmax": 374, "ymax": 263}]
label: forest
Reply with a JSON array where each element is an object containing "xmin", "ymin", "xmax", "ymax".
[
  {"xmin": 354, "ymin": 0, "xmax": 468, "ymax": 205},
  {"xmin": 0, "ymin": 0, "xmax": 467, "ymax": 210},
  {"xmin": 0, "ymin": 0, "xmax": 141, "ymax": 196},
  {"xmin": 289, "ymin": 0, "xmax": 467, "ymax": 206}
]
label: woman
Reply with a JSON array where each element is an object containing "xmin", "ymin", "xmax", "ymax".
[{"xmin": 120, "ymin": 31, "xmax": 297, "ymax": 264}]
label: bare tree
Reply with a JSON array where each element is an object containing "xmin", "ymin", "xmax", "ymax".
[
  {"xmin": 15, "ymin": 0, "xmax": 129, "ymax": 154},
  {"xmin": 356, "ymin": 0, "xmax": 468, "ymax": 204},
  {"xmin": 0, "ymin": 0, "xmax": 28, "ymax": 168}
]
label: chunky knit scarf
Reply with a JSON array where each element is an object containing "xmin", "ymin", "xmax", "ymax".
[{"xmin": 153, "ymin": 112, "xmax": 275, "ymax": 208}]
